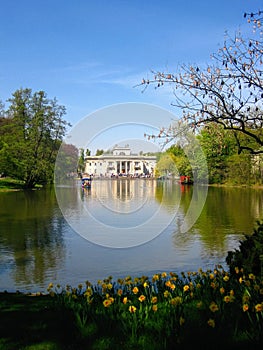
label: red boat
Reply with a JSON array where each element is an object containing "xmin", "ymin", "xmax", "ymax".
[{"xmin": 179, "ymin": 175, "xmax": 193, "ymax": 185}]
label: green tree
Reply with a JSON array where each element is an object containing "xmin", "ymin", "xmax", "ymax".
[
  {"xmin": 0, "ymin": 88, "xmax": 70, "ymax": 188},
  {"xmin": 155, "ymin": 153, "xmax": 178, "ymax": 177},
  {"xmin": 95, "ymin": 149, "xmax": 104, "ymax": 156},
  {"xmin": 78, "ymin": 148, "xmax": 85, "ymax": 175},
  {"xmin": 166, "ymin": 145, "xmax": 190, "ymax": 176},
  {"xmin": 55, "ymin": 143, "xmax": 79, "ymax": 181},
  {"xmin": 197, "ymin": 124, "xmax": 236, "ymax": 183}
]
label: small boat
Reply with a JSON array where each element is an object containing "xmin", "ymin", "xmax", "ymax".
[
  {"xmin": 179, "ymin": 175, "xmax": 193, "ymax": 185},
  {"xmin": 81, "ymin": 177, "xmax": 92, "ymax": 188}
]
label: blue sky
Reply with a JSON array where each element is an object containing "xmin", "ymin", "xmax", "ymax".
[{"xmin": 1, "ymin": 0, "xmax": 262, "ymax": 152}]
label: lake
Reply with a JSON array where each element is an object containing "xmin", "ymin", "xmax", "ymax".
[{"xmin": 0, "ymin": 179, "xmax": 262, "ymax": 293}]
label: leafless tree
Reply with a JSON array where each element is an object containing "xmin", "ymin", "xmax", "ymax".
[{"xmin": 141, "ymin": 11, "xmax": 263, "ymax": 154}]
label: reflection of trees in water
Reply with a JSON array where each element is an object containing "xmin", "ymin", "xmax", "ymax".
[
  {"xmin": 0, "ymin": 187, "xmax": 66, "ymax": 289},
  {"xmin": 155, "ymin": 180, "xmax": 183, "ymax": 210},
  {"xmin": 173, "ymin": 186, "xmax": 263, "ymax": 262}
]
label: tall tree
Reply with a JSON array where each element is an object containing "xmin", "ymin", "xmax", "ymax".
[
  {"xmin": 141, "ymin": 11, "xmax": 263, "ymax": 155},
  {"xmin": 0, "ymin": 88, "xmax": 70, "ymax": 188}
]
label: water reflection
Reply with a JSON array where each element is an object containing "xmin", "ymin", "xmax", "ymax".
[
  {"xmin": 0, "ymin": 188, "xmax": 66, "ymax": 290},
  {"xmin": 0, "ymin": 181, "xmax": 262, "ymax": 292}
]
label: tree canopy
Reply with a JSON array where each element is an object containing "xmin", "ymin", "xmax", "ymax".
[{"xmin": 0, "ymin": 88, "xmax": 70, "ymax": 188}]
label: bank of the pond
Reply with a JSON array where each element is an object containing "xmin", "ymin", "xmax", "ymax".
[
  {"xmin": 0, "ymin": 177, "xmax": 44, "ymax": 192},
  {"xmin": 1, "ymin": 267, "xmax": 263, "ymax": 350}
]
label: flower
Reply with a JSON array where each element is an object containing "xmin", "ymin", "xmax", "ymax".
[
  {"xmin": 220, "ymin": 287, "xmax": 225, "ymax": 294},
  {"xmin": 170, "ymin": 297, "xmax": 182, "ymax": 306},
  {"xmin": 117, "ymin": 289, "xmax": 123, "ymax": 296},
  {"xmin": 103, "ymin": 299, "xmax": 111, "ymax": 307},
  {"xmin": 152, "ymin": 274, "xmax": 159, "ymax": 282},
  {"xmin": 223, "ymin": 275, "xmax": 229, "ymax": 282},
  {"xmin": 179, "ymin": 317, "xmax": 185, "ymax": 326},
  {"xmin": 210, "ymin": 282, "xmax": 216, "ymax": 289},
  {"xmin": 163, "ymin": 290, "xmax": 170, "ymax": 298},
  {"xmin": 224, "ymin": 295, "xmax": 231, "ymax": 303},
  {"xmin": 152, "ymin": 304, "xmax": 158, "ymax": 312},
  {"xmin": 129, "ymin": 305, "xmax": 137, "ymax": 313},
  {"xmin": 207, "ymin": 318, "xmax": 215, "ymax": 328},
  {"xmin": 84, "ymin": 287, "xmax": 93, "ymax": 297},
  {"xmin": 138, "ymin": 294, "xmax": 146, "ymax": 303},
  {"xmin": 255, "ymin": 303, "xmax": 263, "ymax": 312},
  {"xmin": 85, "ymin": 280, "xmax": 92, "ymax": 287},
  {"xmin": 161, "ymin": 272, "xmax": 167, "ymax": 278},
  {"xmin": 132, "ymin": 287, "xmax": 139, "ymax": 294},
  {"xmin": 209, "ymin": 302, "xmax": 219, "ymax": 312},
  {"xmin": 243, "ymin": 304, "xmax": 249, "ymax": 312},
  {"xmin": 123, "ymin": 297, "xmax": 128, "ymax": 304},
  {"xmin": 47, "ymin": 283, "xmax": 53, "ymax": 292},
  {"xmin": 249, "ymin": 273, "xmax": 256, "ymax": 280},
  {"xmin": 103, "ymin": 297, "xmax": 114, "ymax": 307},
  {"xmin": 196, "ymin": 301, "xmax": 203, "ymax": 309},
  {"xmin": 151, "ymin": 296, "xmax": 158, "ymax": 304},
  {"xmin": 183, "ymin": 285, "xmax": 190, "ymax": 292}
]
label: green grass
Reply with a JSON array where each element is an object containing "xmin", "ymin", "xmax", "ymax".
[
  {"xmin": 0, "ymin": 178, "xmax": 43, "ymax": 191},
  {"xmin": 0, "ymin": 177, "xmax": 26, "ymax": 191},
  {"xmin": 0, "ymin": 292, "xmax": 76, "ymax": 350}
]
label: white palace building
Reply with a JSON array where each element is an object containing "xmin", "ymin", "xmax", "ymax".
[{"xmin": 84, "ymin": 145, "xmax": 157, "ymax": 178}]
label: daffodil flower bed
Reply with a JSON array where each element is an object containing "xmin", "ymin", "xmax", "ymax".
[{"xmin": 47, "ymin": 265, "xmax": 263, "ymax": 349}]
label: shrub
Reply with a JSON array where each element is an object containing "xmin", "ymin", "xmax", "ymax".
[{"xmin": 226, "ymin": 220, "xmax": 263, "ymax": 276}]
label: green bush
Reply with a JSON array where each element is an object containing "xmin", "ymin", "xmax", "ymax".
[{"xmin": 226, "ymin": 220, "xmax": 263, "ymax": 276}]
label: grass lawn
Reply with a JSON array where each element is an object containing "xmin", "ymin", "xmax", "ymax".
[
  {"xmin": 0, "ymin": 178, "xmax": 26, "ymax": 191},
  {"xmin": 0, "ymin": 292, "xmax": 76, "ymax": 350}
]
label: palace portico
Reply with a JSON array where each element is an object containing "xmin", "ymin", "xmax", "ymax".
[{"xmin": 84, "ymin": 145, "xmax": 157, "ymax": 177}]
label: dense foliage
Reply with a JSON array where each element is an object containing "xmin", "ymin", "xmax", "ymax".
[
  {"xmin": 158, "ymin": 122, "xmax": 262, "ymax": 184},
  {"xmin": 0, "ymin": 88, "xmax": 70, "ymax": 188},
  {"xmin": 226, "ymin": 221, "xmax": 263, "ymax": 276}
]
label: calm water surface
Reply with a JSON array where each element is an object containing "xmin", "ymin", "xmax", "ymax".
[{"xmin": 0, "ymin": 179, "xmax": 262, "ymax": 292}]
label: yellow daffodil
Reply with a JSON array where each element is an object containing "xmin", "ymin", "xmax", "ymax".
[
  {"xmin": 243, "ymin": 304, "xmax": 249, "ymax": 312},
  {"xmin": 224, "ymin": 295, "xmax": 231, "ymax": 303},
  {"xmin": 152, "ymin": 304, "xmax": 158, "ymax": 312},
  {"xmin": 117, "ymin": 289, "xmax": 123, "ymax": 296},
  {"xmin": 209, "ymin": 302, "xmax": 219, "ymax": 312},
  {"xmin": 170, "ymin": 297, "xmax": 182, "ymax": 306},
  {"xmin": 163, "ymin": 290, "xmax": 170, "ymax": 298},
  {"xmin": 129, "ymin": 305, "xmax": 137, "ymax": 313},
  {"xmin": 151, "ymin": 296, "xmax": 158, "ymax": 304},
  {"xmin": 220, "ymin": 287, "xmax": 225, "ymax": 294},
  {"xmin": 138, "ymin": 294, "xmax": 146, "ymax": 302},
  {"xmin": 207, "ymin": 318, "xmax": 215, "ymax": 328},
  {"xmin": 103, "ymin": 299, "xmax": 111, "ymax": 307},
  {"xmin": 255, "ymin": 303, "xmax": 263, "ymax": 312},
  {"xmin": 183, "ymin": 285, "xmax": 190, "ymax": 292},
  {"xmin": 179, "ymin": 317, "xmax": 185, "ymax": 326},
  {"xmin": 132, "ymin": 286, "xmax": 139, "ymax": 294}
]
